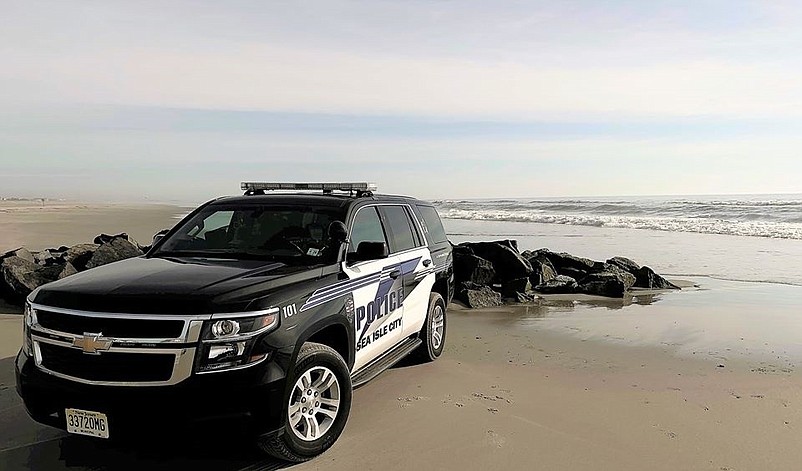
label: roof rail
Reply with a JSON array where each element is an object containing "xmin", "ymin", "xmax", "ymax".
[{"xmin": 240, "ymin": 182, "xmax": 377, "ymax": 197}]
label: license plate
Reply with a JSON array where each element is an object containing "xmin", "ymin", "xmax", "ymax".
[{"xmin": 65, "ymin": 408, "xmax": 109, "ymax": 439}]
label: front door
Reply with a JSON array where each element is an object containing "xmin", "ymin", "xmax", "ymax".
[{"xmin": 345, "ymin": 206, "xmax": 406, "ymax": 372}]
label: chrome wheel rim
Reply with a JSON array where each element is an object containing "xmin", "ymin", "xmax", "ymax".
[
  {"xmin": 288, "ymin": 366, "xmax": 340, "ymax": 442},
  {"xmin": 431, "ymin": 305, "xmax": 445, "ymax": 350}
]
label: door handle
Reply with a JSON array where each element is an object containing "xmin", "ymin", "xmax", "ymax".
[
  {"xmin": 422, "ymin": 259, "xmax": 432, "ymax": 267},
  {"xmin": 389, "ymin": 269, "xmax": 402, "ymax": 279}
]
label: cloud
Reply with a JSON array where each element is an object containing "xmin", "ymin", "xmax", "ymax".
[
  {"xmin": 4, "ymin": 44, "xmax": 802, "ymax": 120},
  {"xmin": 2, "ymin": 1, "xmax": 802, "ymax": 120}
]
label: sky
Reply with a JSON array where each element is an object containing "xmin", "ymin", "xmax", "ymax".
[{"xmin": 2, "ymin": 0, "xmax": 802, "ymax": 203}]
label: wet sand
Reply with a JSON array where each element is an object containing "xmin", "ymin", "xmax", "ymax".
[
  {"xmin": 2, "ymin": 204, "xmax": 802, "ymax": 470},
  {"xmin": 301, "ymin": 290, "xmax": 802, "ymax": 471}
]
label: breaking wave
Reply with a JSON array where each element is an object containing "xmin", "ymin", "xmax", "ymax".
[{"xmin": 434, "ymin": 196, "xmax": 802, "ymax": 240}]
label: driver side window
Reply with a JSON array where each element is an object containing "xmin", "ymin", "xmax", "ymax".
[{"xmin": 348, "ymin": 207, "xmax": 387, "ymax": 253}]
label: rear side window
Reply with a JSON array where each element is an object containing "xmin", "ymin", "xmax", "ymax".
[
  {"xmin": 417, "ymin": 205, "xmax": 448, "ymax": 243},
  {"xmin": 349, "ymin": 207, "xmax": 387, "ymax": 252},
  {"xmin": 379, "ymin": 205, "xmax": 419, "ymax": 253}
]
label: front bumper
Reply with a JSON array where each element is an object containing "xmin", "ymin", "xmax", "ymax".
[{"xmin": 15, "ymin": 350, "xmax": 289, "ymax": 437}]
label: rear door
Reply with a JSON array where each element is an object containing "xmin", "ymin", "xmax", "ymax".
[
  {"xmin": 377, "ymin": 205, "xmax": 434, "ymax": 339},
  {"xmin": 343, "ymin": 206, "xmax": 404, "ymax": 372}
]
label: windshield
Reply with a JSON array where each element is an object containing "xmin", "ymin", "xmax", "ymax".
[{"xmin": 153, "ymin": 203, "xmax": 345, "ymax": 265}]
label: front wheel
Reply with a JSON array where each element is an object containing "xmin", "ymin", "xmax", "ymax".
[
  {"xmin": 415, "ymin": 292, "xmax": 447, "ymax": 362},
  {"xmin": 258, "ymin": 342, "xmax": 352, "ymax": 462}
]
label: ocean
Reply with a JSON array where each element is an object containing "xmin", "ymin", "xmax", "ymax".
[
  {"xmin": 436, "ymin": 194, "xmax": 802, "ymax": 287},
  {"xmin": 435, "ymin": 194, "xmax": 802, "ymax": 240}
]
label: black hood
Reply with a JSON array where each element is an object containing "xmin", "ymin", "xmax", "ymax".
[{"xmin": 32, "ymin": 256, "xmax": 324, "ymax": 314}]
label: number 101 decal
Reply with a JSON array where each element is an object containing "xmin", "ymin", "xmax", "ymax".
[{"xmin": 282, "ymin": 303, "xmax": 298, "ymax": 319}]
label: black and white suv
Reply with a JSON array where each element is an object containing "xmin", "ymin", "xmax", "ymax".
[{"xmin": 15, "ymin": 182, "xmax": 454, "ymax": 462}]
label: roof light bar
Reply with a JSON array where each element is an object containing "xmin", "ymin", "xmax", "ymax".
[{"xmin": 241, "ymin": 182, "xmax": 378, "ymax": 192}]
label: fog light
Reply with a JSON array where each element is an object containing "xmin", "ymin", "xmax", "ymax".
[
  {"xmin": 211, "ymin": 319, "xmax": 240, "ymax": 338},
  {"xmin": 208, "ymin": 342, "xmax": 245, "ymax": 360}
]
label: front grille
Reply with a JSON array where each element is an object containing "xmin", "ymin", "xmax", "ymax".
[
  {"xmin": 36, "ymin": 309, "xmax": 185, "ymax": 339},
  {"xmin": 39, "ymin": 343, "xmax": 176, "ymax": 382}
]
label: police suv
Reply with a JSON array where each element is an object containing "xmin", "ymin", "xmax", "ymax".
[{"xmin": 15, "ymin": 182, "xmax": 454, "ymax": 462}]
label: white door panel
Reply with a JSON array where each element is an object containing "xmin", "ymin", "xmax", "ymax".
[
  {"xmin": 401, "ymin": 273, "xmax": 435, "ymax": 338},
  {"xmin": 345, "ymin": 256, "xmax": 406, "ymax": 372},
  {"xmin": 398, "ymin": 247, "xmax": 434, "ymax": 338}
]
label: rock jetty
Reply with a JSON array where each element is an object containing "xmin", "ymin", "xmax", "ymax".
[
  {"xmin": 454, "ymin": 240, "xmax": 679, "ymax": 308},
  {"xmin": 0, "ymin": 233, "xmax": 147, "ymax": 305},
  {"xmin": 1, "ymin": 235, "xmax": 678, "ymax": 309}
]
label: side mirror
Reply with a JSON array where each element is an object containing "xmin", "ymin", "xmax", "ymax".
[
  {"xmin": 328, "ymin": 221, "xmax": 348, "ymax": 244},
  {"xmin": 352, "ymin": 241, "xmax": 388, "ymax": 262},
  {"xmin": 152, "ymin": 229, "xmax": 170, "ymax": 246}
]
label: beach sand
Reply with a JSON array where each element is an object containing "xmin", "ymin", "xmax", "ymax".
[
  {"xmin": 2, "ymin": 203, "xmax": 802, "ymax": 470},
  {"xmin": 0, "ymin": 201, "xmax": 181, "ymax": 252}
]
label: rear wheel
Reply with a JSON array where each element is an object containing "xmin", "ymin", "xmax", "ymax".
[
  {"xmin": 415, "ymin": 292, "xmax": 447, "ymax": 361},
  {"xmin": 258, "ymin": 342, "xmax": 352, "ymax": 462}
]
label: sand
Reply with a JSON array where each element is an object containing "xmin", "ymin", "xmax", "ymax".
[
  {"xmin": 2, "ymin": 203, "xmax": 802, "ymax": 470},
  {"xmin": 300, "ymin": 303, "xmax": 802, "ymax": 471},
  {"xmin": 0, "ymin": 201, "xmax": 182, "ymax": 252}
]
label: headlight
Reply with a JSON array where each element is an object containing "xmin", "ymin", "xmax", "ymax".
[
  {"xmin": 22, "ymin": 301, "xmax": 34, "ymax": 356},
  {"xmin": 197, "ymin": 308, "xmax": 279, "ymax": 373}
]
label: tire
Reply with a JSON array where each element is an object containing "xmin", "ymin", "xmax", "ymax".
[
  {"xmin": 258, "ymin": 342, "xmax": 352, "ymax": 463},
  {"xmin": 415, "ymin": 292, "xmax": 447, "ymax": 362}
]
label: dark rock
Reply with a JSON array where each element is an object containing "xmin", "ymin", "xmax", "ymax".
[
  {"xmin": 529, "ymin": 260, "xmax": 557, "ymax": 286},
  {"xmin": 456, "ymin": 281, "xmax": 486, "ymax": 292},
  {"xmin": 454, "ymin": 253, "xmax": 496, "ymax": 286},
  {"xmin": 521, "ymin": 248, "xmax": 550, "ymax": 263},
  {"xmin": 451, "ymin": 243, "xmax": 474, "ymax": 258},
  {"xmin": 532, "ymin": 260, "xmax": 557, "ymax": 285},
  {"xmin": 534, "ymin": 275, "xmax": 578, "ymax": 294},
  {"xmin": 493, "ymin": 239, "xmax": 519, "ymax": 252},
  {"xmin": 1, "ymin": 256, "xmax": 44, "ymax": 302},
  {"xmin": 34, "ymin": 249, "xmax": 56, "ymax": 265},
  {"xmin": 600, "ymin": 264, "xmax": 637, "ymax": 290},
  {"xmin": 2, "ymin": 247, "xmax": 35, "ymax": 264},
  {"xmin": 33, "ymin": 264, "xmax": 68, "ymax": 284},
  {"xmin": 540, "ymin": 250, "xmax": 605, "ymax": 274},
  {"xmin": 522, "ymin": 250, "xmax": 558, "ymax": 286},
  {"xmin": 93, "ymin": 232, "xmax": 131, "ymax": 245},
  {"xmin": 64, "ymin": 244, "xmax": 99, "ymax": 271},
  {"xmin": 85, "ymin": 238, "xmax": 143, "ymax": 270},
  {"xmin": 461, "ymin": 285, "xmax": 503, "ymax": 309},
  {"xmin": 458, "ymin": 241, "xmax": 532, "ymax": 282},
  {"xmin": 57, "ymin": 262, "xmax": 78, "ymax": 279},
  {"xmin": 515, "ymin": 291, "xmax": 538, "ymax": 303},
  {"xmin": 560, "ymin": 267, "xmax": 590, "ymax": 282},
  {"xmin": 606, "ymin": 256, "xmax": 641, "ymax": 275},
  {"xmin": 501, "ymin": 277, "xmax": 531, "ymax": 297},
  {"xmin": 635, "ymin": 266, "xmax": 680, "ymax": 290},
  {"xmin": 578, "ymin": 272, "xmax": 627, "ymax": 297}
]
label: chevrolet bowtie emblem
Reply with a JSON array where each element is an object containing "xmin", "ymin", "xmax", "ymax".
[{"xmin": 72, "ymin": 332, "xmax": 113, "ymax": 354}]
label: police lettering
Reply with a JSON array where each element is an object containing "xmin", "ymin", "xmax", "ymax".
[
  {"xmin": 356, "ymin": 336, "xmax": 371, "ymax": 351},
  {"xmin": 355, "ymin": 287, "xmax": 404, "ymax": 333},
  {"xmin": 372, "ymin": 318, "xmax": 402, "ymax": 342}
]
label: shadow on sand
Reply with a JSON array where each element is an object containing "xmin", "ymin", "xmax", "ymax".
[{"xmin": 0, "ymin": 357, "xmax": 293, "ymax": 471}]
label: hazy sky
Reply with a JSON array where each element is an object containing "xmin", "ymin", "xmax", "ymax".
[{"xmin": 2, "ymin": 0, "xmax": 802, "ymax": 202}]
